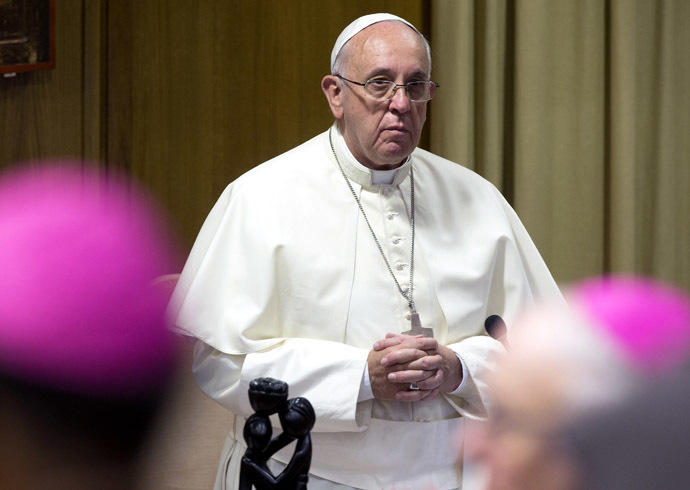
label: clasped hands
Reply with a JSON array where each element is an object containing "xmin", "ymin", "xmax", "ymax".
[{"xmin": 367, "ymin": 333, "xmax": 462, "ymax": 402}]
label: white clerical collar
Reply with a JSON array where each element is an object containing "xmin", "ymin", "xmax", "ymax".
[{"xmin": 331, "ymin": 124, "xmax": 412, "ymax": 187}]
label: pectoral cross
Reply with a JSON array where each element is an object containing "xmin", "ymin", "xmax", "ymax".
[{"xmin": 402, "ymin": 312, "xmax": 434, "ymax": 338}]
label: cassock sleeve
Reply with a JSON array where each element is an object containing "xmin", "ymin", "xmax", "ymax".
[
  {"xmin": 191, "ymin": 339, "xmax": 369, "ymax": 433},
  {"xmin": 439, "ymin": 185, "xmax": 563, "ymax": 419},
  {"xmin": 170, "ymin": 178, "xmax": 370, "ymax": 434}
]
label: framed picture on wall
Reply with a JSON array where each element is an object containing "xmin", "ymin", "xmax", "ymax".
[{"xmin": 0, "ymin": 0, "xmax": 55, "ymax": 76}]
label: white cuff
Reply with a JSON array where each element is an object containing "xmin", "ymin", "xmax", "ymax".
[
  {"xmin": 447, "ymin": 352, "xmax": 470, "ymax": 397},
  {"xmin": 358, "ymin": 361, "xmax": 375, "ymax": 401}
]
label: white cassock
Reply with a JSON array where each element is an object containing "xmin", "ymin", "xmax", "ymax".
[{"xmin": 169, "ymin": 125, "xmax": 562, "ymax": 490}]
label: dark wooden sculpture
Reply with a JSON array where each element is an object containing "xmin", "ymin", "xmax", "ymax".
[{"xmin": 240, "ymin": 378, "xmax": 315, "ymax": 490}]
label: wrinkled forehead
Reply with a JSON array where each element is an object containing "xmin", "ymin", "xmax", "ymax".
[
  {"xmin": 331, "ymin": 14, "xmax": 427, "ymax": 71},
  {"xmin": 339, "ymin": 22, "xmax": 430, "ymax": 78}
]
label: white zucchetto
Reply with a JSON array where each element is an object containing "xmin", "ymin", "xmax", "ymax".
[{"xmin": 330, "ymin": 13, "xmax": 420, "ymax": 73}]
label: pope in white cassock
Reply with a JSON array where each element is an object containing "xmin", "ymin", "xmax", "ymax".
[{"xmin": 170, "ymin": 13, "xmax": 562, "ymax": 490}]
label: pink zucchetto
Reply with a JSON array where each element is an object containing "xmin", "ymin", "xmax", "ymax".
[
  {"xmin": 0, "ymin": 161, "xmax": 179, "ymax": 398},
  {"xmin": 571, "ymin": 276, "xmax": 690, "ymax": 376}
]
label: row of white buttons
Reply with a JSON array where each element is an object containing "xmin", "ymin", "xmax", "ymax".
[{"xmin": 385, "ymin": 199, "xmax": 410, "ymax": 283}]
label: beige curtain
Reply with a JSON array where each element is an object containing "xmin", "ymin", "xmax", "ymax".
[{"xmin": 429, "ymin": 0, "xmax": 689, "ymax": 292}]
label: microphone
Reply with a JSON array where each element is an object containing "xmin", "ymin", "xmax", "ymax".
[{"xmin": 485, "ymin": 315, "xmax": 509, "ymax": 348}]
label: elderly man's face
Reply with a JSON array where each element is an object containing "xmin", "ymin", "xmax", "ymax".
[
  {"xmin": 465, "ymin": 309, "xmax": 580, "ymax": 490},
  {"xmin": 467, "ymin": 360, "xmax": 577, "ymax": 490},
  {"xmin": 327, "ymin": 22, "xmax": 430, "ymax": 170}
]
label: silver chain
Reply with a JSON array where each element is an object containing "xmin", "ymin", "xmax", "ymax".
[{"xmin": 328, "ymin": 129, "xmax": 417, "ymax": 314}]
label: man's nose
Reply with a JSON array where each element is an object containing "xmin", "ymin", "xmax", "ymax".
[{"xmin": 388, "ymin": 86, "xmax": 411, "ymax": 112}]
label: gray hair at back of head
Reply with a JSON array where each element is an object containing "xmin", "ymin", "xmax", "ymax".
[
  {"xmin": 510, "ymin": 299, "xmax": 640, "ymax": 422},
  {"xmin": 330, "ymin": 14, "xmax": 432, "ymax": 76}
]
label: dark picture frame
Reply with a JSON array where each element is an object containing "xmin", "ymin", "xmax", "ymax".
[{"xmin": 0, "ymin": 0, "xmax": 55, "ymax": 75}]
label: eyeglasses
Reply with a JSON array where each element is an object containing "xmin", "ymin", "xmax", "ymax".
[{"xmin": 335, "ymin": 74, "xmax": 440, "ymax": 102}]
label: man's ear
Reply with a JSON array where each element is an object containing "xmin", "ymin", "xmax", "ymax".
[{"xmin": 321, "ymin": 75, "xmax": 344, "ymax": 119}]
